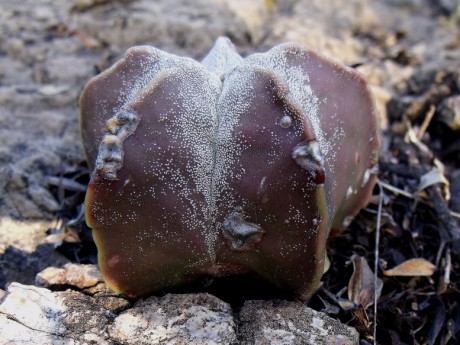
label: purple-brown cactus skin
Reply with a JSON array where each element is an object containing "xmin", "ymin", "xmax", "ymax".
[{"xmin": 80, "ymin": 37, "xmax": 379, "ymax": 299}]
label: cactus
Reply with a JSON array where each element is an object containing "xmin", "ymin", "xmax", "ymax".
[{"xmin": 80, "ymin": 37, "xmax": 379, "ymax": 299}]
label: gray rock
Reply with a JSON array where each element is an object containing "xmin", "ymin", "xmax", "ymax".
[
  {"xmin": 238, "ymin": 300, "xmax": 359, "ymax": 345},
  {"xmin": 0, "ymin": 280, "xmax": 360, "ymax": 345},
  {"xmin": 109, "ymin": 293, "xmax": 238, "ymax": 345},
  {"xmin": 0, "ymin": 283, "xmax": 112, "ymax": 345},
  {"xmin": 0, "ymin": 283, "xmax": 237, "ymax": 345}
]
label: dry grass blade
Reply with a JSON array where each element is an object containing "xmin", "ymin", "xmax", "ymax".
[
  {"xmin": 373, "ymin": 183, "xmax": 383, "ymax": 345},
  {"xmin": 416, "ymin": 105, "xmax": 436, "ymax": 140},
  {"xmin": 427, "ymin": 186, "xmax": 460, "ymax": 257},
  {"xmin": 378, "ymin": 179, "xmax": 460, "ymax": 220},
  {"xmin": 46, "ymin": 176, "xmax": 87, "ymax": 192}
]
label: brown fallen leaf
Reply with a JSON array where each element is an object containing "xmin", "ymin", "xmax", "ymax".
[
  {"xmin": 348, "ymin": 255, "xmax": 383, "ymax": 309},
  {"xmin": 383, "ymin": 258, "xmax": 436, "ymax": 277}
]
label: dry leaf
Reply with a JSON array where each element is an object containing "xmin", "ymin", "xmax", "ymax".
[
  {"xmin": 45, "ymin": 227, "xmax": 81, "ymax": 248},
  {"xmin": 383, "ymin": 258, "xmax": 436, "ymax": 277},
  {"xmin": 347, "ymin": 255, "xmax": 383, "ymax": 308}
]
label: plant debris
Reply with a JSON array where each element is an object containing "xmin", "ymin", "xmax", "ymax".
[
  {"xmin": 314, "ymin": 67, "xmax": 460, "ymax": 345},
  {"xmin": 348, "ymin": 255, "xmax": 384, "ymax": 308},
  {"xmin": 383, "ymin": 258, "xmax": 437, "ymax": 277}
]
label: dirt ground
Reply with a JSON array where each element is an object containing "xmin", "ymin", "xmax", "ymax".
[{"xmin": 1, "ymin": 0, "xmax": 460, "ymax": 344}]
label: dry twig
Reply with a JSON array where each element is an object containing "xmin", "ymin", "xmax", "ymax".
[{"xmin": 374, "ymin": 182, "xmax": 384, "ymax": 344}]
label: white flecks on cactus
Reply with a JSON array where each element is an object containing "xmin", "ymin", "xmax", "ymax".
[{"xmin": 80, "ymin": 36, "xmax": 379, "ymax": 299}]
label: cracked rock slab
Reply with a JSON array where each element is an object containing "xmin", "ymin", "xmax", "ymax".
[
  {"xmin": 0, "ymin": 277, "xmax": 359, "ymax": 345},
  {"xmin": 0, "ymin": 283, "xmax": 237, "ymax": 345},
  {"xmin": 108, "ymin": 293, "xmax": 237, "ymax": 345},
  {"xmin": 238, "ymin": 300, "xmax": 359, "ymax": 345},
  {"xmin": 0, "ymin": 283, "xmax": 111, "ymax": 345}
]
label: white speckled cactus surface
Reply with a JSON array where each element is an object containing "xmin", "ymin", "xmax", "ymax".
[{"xmin": 80, "ymin": 37, "xmax": 379, "ymax": 299}]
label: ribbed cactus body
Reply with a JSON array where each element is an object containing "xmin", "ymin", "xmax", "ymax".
[{"xmin": 80, "ymin": 37, "xmax": 379, "ymax": 299}]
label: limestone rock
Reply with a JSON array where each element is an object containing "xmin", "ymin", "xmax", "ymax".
[
  {"xmin": 0, "ymin": 283, "xmax": 112, "ymax": 345},
  {"xmin": 35, "ymin": 263, "xmax": 102, "ymax": 290},
  {"xmin": 238, "ymin": 300, "xmax": 359, "ymax": 345},
  {"xmin": 0, "ymin": 283, "xmax": 237, "ymax": 345},
  {"xmin": 0, "ymin": 268, "xmax": 359, "ymax": 345},
  {"xmin": 108, "ymin": 293, "xmax": 237, "ymax": 345}
]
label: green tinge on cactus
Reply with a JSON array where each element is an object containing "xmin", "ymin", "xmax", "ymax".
[{"xmin": 80, "ymin": 37, "xmax": 379, "ymax": 299}]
